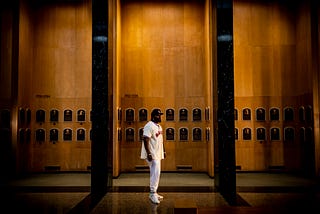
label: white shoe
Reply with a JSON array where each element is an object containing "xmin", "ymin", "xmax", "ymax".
[
  {"xmin": 149, "ymin": 193, "xmax": 160, "ymax": 204},
  {"xmin": 156, "ymin": 193, "xmax": 164, "ymax": 200}
]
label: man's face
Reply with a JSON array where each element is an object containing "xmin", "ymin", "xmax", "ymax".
[{"xmin": 153, "ymin": 114, "xmax": 162, "ymax": 123}]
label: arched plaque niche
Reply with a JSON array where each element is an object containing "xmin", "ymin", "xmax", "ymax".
[
  {"xmin": 125, "ymin": 108, "xmax": 135, "ymax": 122},
  {"xmin": 192, "ymin": 108, "xmax": 201, "ymax": 121},
  {"xmin": 243, "ymin": 128, "xmax": 251, "ymax": 140},
  {"xmin": 77, "ymin": 128, "xmax": 86, "ymax": 141},
  {"xmin": 36, "ymin": 109, "xmax": 45, "ymax": 123},
  {"xmin": 166, "ymin": 128, "xmax": 175, "ymax": 141},
  {"xmin": 270, "ymin": 107, "xmax": 280, "ymax": 121},
  {"xmin": 64, "ymin": 109, "xmax": 73, "ymax": 122},
  {"xmin": 50, "ymin": 128, "xmax": 59, "ymax": 142},
  {"xmin": 50, "ymin": 109, "xmax": 59, "ymax": 123},
  {"xmin": 63, "ymin": 128, "xmax": 72, "ymax": 141},
  {"xmin": 256, "ymin": 127, "xmax": 266, "ymax": 141},
  {"xmin": 192, "ymin": 127, "xmax": 202, "ymax": 141},
  {"xmin": 179, "ymin": 108, "xmax": 188, "ymax": 121},
  {"xmin": 77, "ymin": 109, "xmax": 86, "ymax": 122},
  {"xmin": 36, "ymin": 128, "xmax": 45, "ymax": 142},
  {"xmin": 125, "ymin": 127, "xmax": 135, "ymax": 142},
  {"xmin": 179, "ymin": 127, "xmax": 188, "ymax": 141},
  {"xmin": 166, "ymin": 108, "xmax": 174, "ymax": 121}
]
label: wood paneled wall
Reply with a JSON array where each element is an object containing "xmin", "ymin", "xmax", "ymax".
[
  {"xmin": 233, "ymin": 0, "xmax": 315, "ymax": 172},
  {"xmin": 3, "ymin": 0, "xmax": 318, "ymax": 175},
  {"xmin": 116, "ymin": 0, "xmax": 212, "ymax": 174},
  {"xmin": 16, "ymin": 0, "xmax": 92, "ymax": 172}
]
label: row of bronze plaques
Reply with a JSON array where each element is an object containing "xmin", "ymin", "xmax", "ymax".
[
  {"xmin": 235, "ymin": 127, "xmax": 313, "ymax": 141},
  {"xmin": 16, "ymin": 128, "xmax": 90, "ymax": 143},
  {"xmin": 0, "ymin": 105, "xmax": 313, "ymax": 128},
  {"xmin": 34, "ymin": 109, "xmax": 87, "ymax": 123},
  {"xmin": 120, "ymin": 108, "xmax": 207, "ymax": 122},
  {"xmin": 0, "ymin": 108, "xmax": 88, "ymax": 127},
  {"xmin": 14, "ymin": 127, "xmax": 210, "ymax": 143},
  {"xmin": 121, "ymin": 127, "xmax": 210, "ymax": 142},
  {"xmin": 0, "ymin": 126, "xmax": 313, "ymax": 144},
  {"xmin": 122, "ymin": 106, "xmax": 313, "ymax": 122},
  {"xmin": 235, "ymin": 106, "xmax": 313, "ymax": 122},
  {"xmin": 122, "ymin": 126, "xmax": 313, "ymax": 142}
]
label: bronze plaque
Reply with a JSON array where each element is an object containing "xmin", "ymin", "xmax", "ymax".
[
  {"xmin": 205, "ymin": 107, "xmax": 210, "ymax": 121},
  {"xmin": 125, "ymin": 109, "xmax": 134, "ymax": 122},
  {"xmin": 19, "ymin": 108, "xmax": 25, "ymax": 124},
  {"xmin": 36, "ymin": 129, "xmax": 45, "ymax": 142},
  {"xmin": 270, "ymin": 108, "xmax": 279, "ymax": 121},
  {"xmin": 126, "ymin": 128, "xmax": 134, "ymax": 142},
  {"xmin": 77, "ymin": 110, "xmax": 86, "ymax": 122},
  {"xmin": 50, "ymin": 129, "xmax": 59, "ymax": 142},
  {"xmin": 193, "ymin": 108, "xmax": 201, "ymax": 121},
  {"xmin": 36, "ymin": 110, "xmax": 45, "ymax": 123},
  {"xmin": 64, "ymin": 110, "xmax": 73, "ymax": 121},
  {"xmin": 270, "ymin": 127, "xmax": 280, "ymax": 141},
  {"xmin": 19, "ymin": 129, "xmax": 25, "ymax": 144},
  {"xmin": 206, "ymin": 127, "xmax": 210, "ymax": 141},
  {"xmin": 166, "ymin": 128, "xmax": 175, "ymax": 140},
  {"xmin": 77, "ymin": 129, "xmax": 85, "ymax": 141},
  {"xmin": 118, "ymin": 128, "xmax": 122, "ymax": 141},
  {"xmin": 166, "ymin": 109, "xmax": 174, "ymax": 121},
  {"xmin": 179, "ymin": 128, "xmax": 188, "ymax": 141},
  {"xmin": 193, "ymin": 128, "xmax": 202, "ymax": 141},
  {"xmin": 306, "ymin": 106, "xmax": 312, "ymax": 122},
  {"xmin": 234, "ymin": 109, "xmax": 238, "ymax": 120},
  {"xmin": 256, "ymin": 128, "xmax": 266, "ymax": 141},
  {"xmin": 242, "ymin": 108, "xmax": 251, "ymax": 120},
  {"xmin": 50, "ymin": 109, "xmax": 59, "ymax": 122},
  {"xmin": 179, "ymin": 108, "xmax": 188, "ymax": 121},
  {"xmin": 26, "ymin": 109, "xmax": 31, "ymax": 125},
  {"xmin": 256, "ymin": 108, "xmax": 265, "ymax": 121},
  {"xmin": 243, "ymin": 128, "xmax": 251, "ymax": 140},
  {"xmin": 118, "ymin": 108, "xmax": 122, "ymax": 121},
  {"xmin": 284, "ymin": 107, "xmax": 294, "ymax": 121},
  {"xmin": 139, "ymin": 109, "xmax": 147, "ymax": 121},
  {"xmin": 284, "ymin": 127, "xmax": 294, "ymax": 141},
  {"xmin": 63, "ymin": 128, "xmax": 72, "ymax": 141}
]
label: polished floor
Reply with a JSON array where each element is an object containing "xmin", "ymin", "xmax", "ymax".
[{"xmin": 1, "ymin": 172, "xmax": 320, "ymax": 213}]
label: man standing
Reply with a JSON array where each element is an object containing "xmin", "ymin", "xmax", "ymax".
[{"xmin": 141, "ymin": 108, "xmax": 166, "ymax": 204}]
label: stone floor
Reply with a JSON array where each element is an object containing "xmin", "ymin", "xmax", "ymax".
[{"xmin": 1, "ymin": 172, "xmax": 320, "ymax": 213}]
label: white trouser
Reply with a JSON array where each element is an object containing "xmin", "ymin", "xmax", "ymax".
[{"xmin": 146, "ymin": 159, "xmax": 161, "ymax": 193}]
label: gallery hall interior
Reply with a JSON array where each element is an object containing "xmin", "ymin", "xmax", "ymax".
[{"xmin": 1, "ymin": 0, "xmax": 320, "ymax": 213}]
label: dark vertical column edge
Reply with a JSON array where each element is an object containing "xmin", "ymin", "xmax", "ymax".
[
  {"xmin": 215, "ymin": 0, "xmax": 237, "ymax": 205},
  {"xmin": 91, "ymin": 0, "xmax": 112, "ymax": 201}
]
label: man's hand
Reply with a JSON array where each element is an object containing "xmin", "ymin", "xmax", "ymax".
[
  {"xmin": 147, "ymin": 153, "xmax": 153, "ymax": 161},
  {"xmin": 164, "ymin": 152, "xmax": 166, "ymax": 158}
]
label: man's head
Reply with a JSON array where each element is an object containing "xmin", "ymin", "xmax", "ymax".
[{"xmin": 151, "ymin": 108, "xmax": 163, "ymax": 123}]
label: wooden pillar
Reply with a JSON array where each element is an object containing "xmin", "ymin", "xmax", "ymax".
[{"xmin": 214, "ymin": 0, "xmax": 236, "ymax": 205}]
